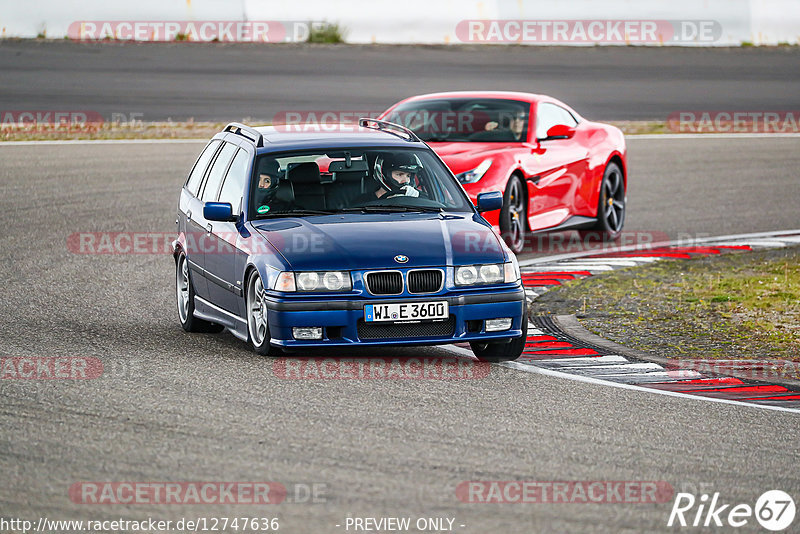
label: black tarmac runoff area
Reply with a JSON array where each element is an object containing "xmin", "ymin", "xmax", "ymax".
[
  {"xmin": 0, "ymin": 41, "xmax": 799, "ymax": 121},
  {"xmin": 0, "ymin": 134, "xmax": 798, "ymax": 532}
]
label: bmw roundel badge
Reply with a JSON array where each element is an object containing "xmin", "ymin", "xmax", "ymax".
[{"xmin": 394, "ymin": 255, "xmax": 409, "ymax": 263}]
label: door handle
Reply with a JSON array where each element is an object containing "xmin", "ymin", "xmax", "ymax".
[{"xmin": 206, "ymin": 224, "xmax": 213, "ymax": 235}]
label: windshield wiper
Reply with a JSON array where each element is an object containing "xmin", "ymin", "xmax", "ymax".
[
  {"xmin": 338, "ymin": 205, "xmax": 444, "ymax": 213},
  {"xmin": 254, "ymin": 209, "xmax": 336, "ymax": 219}
]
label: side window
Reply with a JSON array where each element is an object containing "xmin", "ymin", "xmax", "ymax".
[
  {"xmin": 200, "ymin": 142, "xmax": 238, "ymax": 202},
  {"xmin": 185, "ymin": 140, "xmax": 220, "ymax": 197},
  {"xmin": 218, "ymin": 148, "xmax": 250, "ymax": 214},
  {"xmin": 535, "ymin": 103, "xmax": 578, "ymax": 139},
  {"xmin": 554, "ymin": 105, "xmax": 578, "ymax": 127}
]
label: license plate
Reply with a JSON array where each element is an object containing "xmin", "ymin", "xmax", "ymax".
[{"xmin": 364, "ymin": 301, "xmax": 448, "ymax": 322}]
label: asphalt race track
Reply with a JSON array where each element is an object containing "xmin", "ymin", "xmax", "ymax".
[
  {"xmin": 2, "ymin": 38, "xmax": 800, "ymax": 534},
  {"xmin": 1, "ymin": 41, "xmax": 799, "ymax": 121},
  {"xmin": 0, "ymin": 136, "xmax": 798, "ymax": 532}
]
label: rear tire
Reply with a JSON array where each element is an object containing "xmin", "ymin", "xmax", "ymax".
[
  {"xmin": 579, "ymin": 161, "xmax": 625, "ymax": 242},
  {"xmin": 175, "ymin": 252, "xmax": 224, "ymax": 333},
  {"xmin": 470, "ymin": 302, "xmax": 528, "ymax": 362},
  {"xmin": 500, "ymin": 175, "xmax": 527, "ymax": 254}
]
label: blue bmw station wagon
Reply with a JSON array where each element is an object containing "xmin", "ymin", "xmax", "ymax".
[{"xmin": 172, "ymin": 119, "xmax": 527, "ymax": 362}]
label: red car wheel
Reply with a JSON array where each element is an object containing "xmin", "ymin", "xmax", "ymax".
[{"xmin": 500, "ymin": 175, "xmax": 526, "ymax": 253}]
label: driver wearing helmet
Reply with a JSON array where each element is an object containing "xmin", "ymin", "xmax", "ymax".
[
  {"xmin": 253, "ymin": 159, "xmax": 291, "ymax": 214},
  {"xmin": 355, "ymin": 152, "xmax": 422, "ymax": 203}
]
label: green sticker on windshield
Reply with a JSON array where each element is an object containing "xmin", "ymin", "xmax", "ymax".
[{"xmin": 257, "ymin": 205, "xmax": 271, "ymax": 214}]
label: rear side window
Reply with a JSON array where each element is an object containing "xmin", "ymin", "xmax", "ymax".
[
  {"xmin": 200, "ymin": 142, "xmax": 238, "ymax": 202},
  {"xmin": 185, "ymin": 140, "xmax": 220, "ymax": 197},
  {"xmin": 218, "ymin": 148, "xmax": 250, "ymax": 214}
]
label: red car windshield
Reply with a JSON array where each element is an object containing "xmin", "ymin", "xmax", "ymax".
[{"xmin": 385, "ymin": 98, "xmax": 529, "ymax": 142}]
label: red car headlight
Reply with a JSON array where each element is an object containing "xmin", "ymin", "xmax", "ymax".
[{"xmin": 455, "ymin": 159, "xmax": 493, "ymax": 184}]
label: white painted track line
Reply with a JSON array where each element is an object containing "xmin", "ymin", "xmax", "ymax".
[
  {"xmin": 554, "ymin": 363, "xmax": 665, "ymax": 373},
  {"xmin": 571, "ymin": 257, "xmax": 663, "ymax": 263},
  {"xmin": 443, "ymin": 344, "xmax": 800, "ymax": 414},
  {"xmin": 523, "ymin": 264, "xmax": 615, "ymax": 272},
  {"xmin": 709, "ymin": 240, "xmax": 789, "ymax": 248},
  {"xmin": 534, "ymin": 355, "xmax": 629, "ymax": 365}
]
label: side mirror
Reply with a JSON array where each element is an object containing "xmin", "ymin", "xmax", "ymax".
[
  {"xmin": 540, "ymin": 124, "xmax": 575, "ymax": 141},
  {"xmin": 203, "ymin": 202, "xmax": 237, "ymax": 222},
  {"xmin": 476, "ymin": 191, "xmax": 503, "ymax": 213}
]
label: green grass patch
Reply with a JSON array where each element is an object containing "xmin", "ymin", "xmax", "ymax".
[
  {"xmin": 307, "ymin": 22, "xmax": 347, "ymax": 44},
  {"xmin": 534, "ymin": 245, "xmax": 800, "ymax": 364}
]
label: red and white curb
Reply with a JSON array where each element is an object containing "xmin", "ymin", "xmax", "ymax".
[{"xmin": 454, "ymin": 229, "xmax": 800, "ymax": 414}]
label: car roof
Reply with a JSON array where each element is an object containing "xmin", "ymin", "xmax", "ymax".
[
  {"xmin": 246, "ymin": 125, "xmax": 428, "ymax": 154},
  {"xmin": 396, "ymin": 91, "xmax": 545, "ymax": 103}
]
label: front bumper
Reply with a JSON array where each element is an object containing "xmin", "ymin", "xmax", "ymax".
[{"xmin": 265, "ymin": 287, "xmax": 526, "ymax": 348}]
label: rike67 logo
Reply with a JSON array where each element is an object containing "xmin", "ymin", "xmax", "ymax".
[{"xmin": 668, "ymin": 490, "xmax": 795, "ymax": 531}]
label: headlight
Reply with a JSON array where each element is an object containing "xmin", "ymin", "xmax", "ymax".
[
  {"xmin": 456, "ymin": 159, "xmax": 492, "ymax": 184},
  {"xmin": 296, "ymin": 272, "xmax": 320, "ymax": 291},
  {"xmin": 322, "ymin": 271, "xmax": 347, "ymax": 291},
  {"xmin": 455, "ymin": 263, "xmax": 506, "ymax": 286},
  {"xmin": 274, "ymin": 271, "xmax": 352, "ymax": 292}
]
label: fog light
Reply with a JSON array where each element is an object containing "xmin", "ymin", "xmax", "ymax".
[
  {"xmin": 292, "ymin": 327, "xmax": 323, "ymax": 340},
  {"xmin": 485, "ymin": 318, "xmax": 512, "ymax": 332}
]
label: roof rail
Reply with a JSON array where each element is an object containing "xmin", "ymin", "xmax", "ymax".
[
  {"xmin": 358, "ymin": 118, "xmax": 421, "ymax": 142},
  {"xmin": 223, "ymin": 122, "xmax": 264, "ymax": 147}
]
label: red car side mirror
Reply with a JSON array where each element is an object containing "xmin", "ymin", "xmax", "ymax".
[{"xmin": 543, "ymin": 124, "xmax": 576, "ymax": 140}]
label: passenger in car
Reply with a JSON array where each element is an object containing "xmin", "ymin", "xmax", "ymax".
[{"xmin": 253, "ymin": 160, "xmax": 293, "ymax": 213}]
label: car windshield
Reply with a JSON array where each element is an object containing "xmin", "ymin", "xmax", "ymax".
[
  {"xmin": 248, "ymin": 147, "xmax": 474, "ymax": 219},
  {"xmin": 384, "ymin": 98, "xmax": 530, "ymax": 143}
]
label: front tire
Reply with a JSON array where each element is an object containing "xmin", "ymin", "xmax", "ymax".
[
  {"xmin": 499, "ymin": 175, "xmax": 527, "ymax": 254},
  {"xmin": 175, "ymin": 252, "xmax": 223, "ymax": 333},
  {"xmin": 580, "ymin": 161, "xmax": 625, "ymax": 241},
  {"xmin": 470, "ymin": 302, "xmax": 528, "ymax": 363},
  {"xmin": 246, "ymin": 270, "xmax": 279, "ymax": 356}
]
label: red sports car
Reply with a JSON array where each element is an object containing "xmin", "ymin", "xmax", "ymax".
[{"xmin": 380, "ymin": 91, "xmax": 627, "ymax": 253}]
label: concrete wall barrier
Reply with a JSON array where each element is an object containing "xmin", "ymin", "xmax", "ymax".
[{"xmin": 1, "ymin": 0, "xmax": 797, "ymax": 45}]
